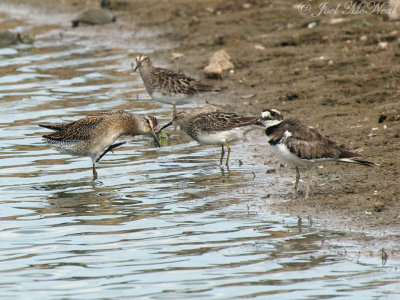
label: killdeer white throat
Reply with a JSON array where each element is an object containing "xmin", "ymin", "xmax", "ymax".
[{"xmin": 261, "ymin": 109, "xmax": 377, "ymax": 200}]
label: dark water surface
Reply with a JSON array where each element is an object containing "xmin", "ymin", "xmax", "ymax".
[{"xmin": 0, "ymin": 12, "xmax": 399, "ymax": 299}]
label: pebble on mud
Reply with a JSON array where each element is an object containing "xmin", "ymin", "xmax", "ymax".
[
  {"xmin": 72, "ymin": 8, "xmax": 116, "ymax": 27},
  {"xmin": 254, "ymin": 44, "xmax": 266, "ymax": 51},
  {"xmin": 0, "ymin": 30, "xmax": 34, "ymax": 46},
  {"xmin": 203, "ymin": 50, "xmax": 234, "ymax": 79},
  {"xmin": 325, "ymin": 18, "xmax": 347, "ymax": 25},
  {"xmin": 378, "ymin": 42, "xmax": 388, "ymax": 50},
  {"xmin": 374, "ymin": 201, "xmax": 385, "ymax": 212},
  {"xmin": 171, "ymin": 52, "xmax": 184, "ymax": 59}
]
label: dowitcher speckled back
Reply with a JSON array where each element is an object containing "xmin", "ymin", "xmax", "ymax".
[{"xmin": 40, "ymin": 110, "xmax": 160, "ymax": 179}]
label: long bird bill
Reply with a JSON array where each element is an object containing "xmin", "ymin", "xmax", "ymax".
[{"xmin": 151, "ymin": 127, "xmax": 161, "ymax": 147}]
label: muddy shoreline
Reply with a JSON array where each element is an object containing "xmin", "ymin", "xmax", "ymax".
[{"xmin": 2, "ymin": 0, "xmax": 400, "ymax": 257}]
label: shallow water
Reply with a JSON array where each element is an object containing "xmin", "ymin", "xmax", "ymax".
[{"xmin": 0, "ymin": 14, "xmax": 400, "ymax": 299}]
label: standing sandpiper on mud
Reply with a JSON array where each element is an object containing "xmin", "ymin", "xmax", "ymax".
[
  {"xmin": 260, "ymin": 108, "xmax": 377, "ymax": 200},
  {"xmin": 40, "ymin": 110, "xmax": 160, "ymax": 180},
  {"xmin": 160, "ymin": 110, "xmax": 265, "ymax": 167},
  {"xmin": 134, "ymin": 55, "xmax": 219, "ymax": 118}
]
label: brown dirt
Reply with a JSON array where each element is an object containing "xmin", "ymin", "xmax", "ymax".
[{"xmin": 2, "ymin": 0, "xmax": 400, "ymax": 255}]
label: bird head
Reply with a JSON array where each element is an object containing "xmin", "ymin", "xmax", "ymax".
[
  {"xmin": 144, "ymin": 115, "xmax": 161, "ymax": 147},
  {"xmin": 260, "ymin": 109, "xmax": 284, "ymax": 127},
  {"xmin": 134, "ymin": 55, "xmax": 151, "ymax": 72}
]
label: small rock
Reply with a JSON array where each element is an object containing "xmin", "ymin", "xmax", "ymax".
[
  {"xmin": 0, "ymin": 30, "xmax": 34, "ymax": 46},
  {"xmin": 204, "ymin": 49, "xmax": 234, "ymax": 79},
  {"xmin": 205, "ymin": 7, "xmax": 214, "ymax": 13},
  {"xmin": 327, "ymin": 18, "xmax": 347, "ymax": 24},
  {"xmin": 71, "ymin": 8, "xmax": 116, "ymax": 27},
  {"xmin": 378, "ymin": 42, "xmax": 388, "ymax": 50},
  {"xmin": 240, "ymin": 94, "xmax": 255, "ymax": 99},
  {"xmin": 190, "ymin": 16, "xmax": 199, "ymax": 25},
  {"xmin": 280, "ymin": 92, "xmax": 299, "ymax": 101},
  {"xmin": 378, "ymin": 114, "xmax": 387, "ymax": 123},
  {"xmin": 213, "ymin": 35, "xmax": 224, "ymax": 45},
  {"xmin": 322, "ymin": 35, "xmax": 330, "ymax": 42},
  {"xmin": 307, "ymin": 21, "xmax": 318, "ymax": 28},
  {"xmin": 254, "ymin": 44, "xmax": 266, "ymax": 51},
  {"xmin": 374, "ymin": 201, "xmax": 385, "ymax": 212},
  {"xmin": 171, "ymin": 52, "xmax": 184, "ymax": 59},
  {"xmin": 360, "ymin": 35, "xmax": 368, "ymax": 42}
]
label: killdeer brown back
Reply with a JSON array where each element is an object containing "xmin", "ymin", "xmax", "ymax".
[
  {"xmin": 260, "ymin": 109, "xmax": 377, "ymax": 200},
  {"xmin": 134, "ymin": 55, "xmax": 219, "ymax": 117},
  {"xmin": 160, "ymin": 110, "xmax": 264, "ymax": 167},
  {"xmin": 40, "ymin": 110, "xmax": 160, "ymax": 180}
]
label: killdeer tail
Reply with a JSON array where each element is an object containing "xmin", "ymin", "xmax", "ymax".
[{"xmin": 337, "ymin": 158, "xmax": 379, "ymax": 167}]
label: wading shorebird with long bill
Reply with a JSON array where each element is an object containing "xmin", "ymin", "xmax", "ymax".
[
  {"xmin": 260, "ymin": 109, "xmax": 378, "ymax": 200},
  {"xmin": 134, "ymin": 55, "xmax": 219, "ymax": 118},
  {"xmin": 160, "ymin": 110, "xmax": 265, "ymax": 167},
  {"xmin": 40, "ymin": 110, "xmax": 160, "ymax": 180}
]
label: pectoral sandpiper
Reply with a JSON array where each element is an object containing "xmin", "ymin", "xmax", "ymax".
[
  {"xmin": 134, "ymin": 55, "xmax": 219, "ymax": 117},
  {"xmin": 160, "ymin": 110, "xmax": 264, "ymax": 166}
]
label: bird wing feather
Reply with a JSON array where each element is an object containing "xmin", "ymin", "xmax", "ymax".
[
  {"xmin": 150, "ymin": 67, "xmax": 215, "ymax": 96},
  {"xmin": 42, "ymin": 115, "xmax": 104, "ymax": 141},
  {"xmin": 282, "ymin": 119, "xmax": 355, "ymax": 160},
  {"xmin": 191, "ymin": 112, "xmax": 259, "ymax": 133}
]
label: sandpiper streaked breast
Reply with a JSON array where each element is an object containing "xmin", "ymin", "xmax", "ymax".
[
  {"xmin": 134, "ymin": 55, "xmax": 219, "ymax": 118},
  {"xmin": 260, "ymin": 108, "xmax": 378, "ymax": 200},
  {"xmin": 40, "ymin": 110, "xmax": 160, "ymax": 180},
  {"xmin": 160, "ymin": 110, "xmax": 265, "ymax": 167}
]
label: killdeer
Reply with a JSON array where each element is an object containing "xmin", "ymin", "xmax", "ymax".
[
  {"xmin": 261, "ymin": 109, "xmax": 377, "ymax": 200},
  {"xmin": 40, "ymin": 110, "xmax": 160, "ymax": 180},
  {"xmin": 134, "ymin": 55, "xmax": 219, "ymax": 117}
]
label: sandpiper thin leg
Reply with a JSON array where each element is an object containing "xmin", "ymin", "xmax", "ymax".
[
  {"xmin": 220, "ymin": 145, "xmax": 225, "ymax": 165},
  {"xmin": 305, "ymin": 166, "xmax": 312, "ymax": 200},
  {"xmin": 225, "ymin": 143, "xmax": 231, "ymax": 166},
  {"xmin": 293, "ymin": 167, "xmax": 300, "ymax": 199},
  {"xmin": 92, "ymin": 163, "xmax": 98, "ymax": 180}
]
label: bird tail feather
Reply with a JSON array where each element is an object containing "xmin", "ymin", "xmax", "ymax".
[{"xmin": 337, "ymin": 158, "xmax": 379, "ymax": 167}]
